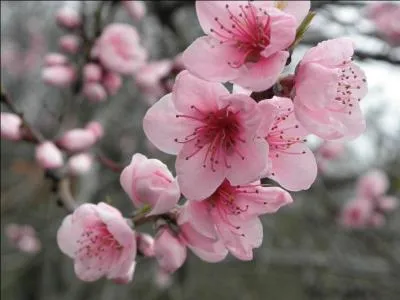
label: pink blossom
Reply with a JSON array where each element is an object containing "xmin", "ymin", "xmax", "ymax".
[
  {"xmin": 182, "ymin": 1, "xmax": 297, "ymax": 91},
  {"xmin": 367, "ymin": 2, "xmax": 400, "ymax": 45},
  {"xmin": 1, "ymin": 112, "xmax": 22, "ymax": 141},
  {"xmin": 83, "ymin": 82, "xmax": 107, "ymax": 102},
  {"xmin": 143, "ymin": 71, "xmax": 269, "ymax": 200},
  {"xmin": 57, "ymin": 202, "xmax": 136, "ymax": 282},
  {"xmin": 85, "ymin": 121, "xmax": 104, "ymax": 139},
  {"xmin": 122, "ymin": 0, "xmax": 146, "ymax": 22},
  {"xmin": 154, "ymin": 227, "xmax": 187, "ymax": 273},
  {"xmin": 59, "ymin": 34, "xmax": 80, "ymax": 54},
  {"xmin": 83, "ymin": 63, "xmax": 103, "ymax": 82},
  {"xmin": 257, "ymin": 97, "xmax": 317, "ymax": 191},
  {"xmin": 67, "ymin": 153, "xmax": 94, "ymax": 175},
  {"xmin": 42, "ymin": 65, "xmax": 76, "ymax": 87},
  {"xmin": 339, "ymin": 198, "xmax": 373, "ymax": 229},
  {"xmin": 57, "ymin": 128, "xmax": 98, "ymax": 152},
  {"xmin": 44, "ymin": 53, "xmax": 68, "ymax": 66},
  {"xmin": 120, "ymin": 153, "xmax": 180, "ymax": 216},
  {"xmin": 356, "ymin": 169, "xmax": 389, "ymax": 199},
  {"xmin": 136, "ymin": 233, "xmax": 155, "ymax": 257},
  {"xmin": 56, "ymin": 7, "xmax": 81, "ymax": 29},
  {"xmin": 5, "ymin": 223, "xmax": 41, "ymax": 254},
  {"xmin": 35, "ymin": 141, "xmax": 64, "ymax": 169},
  {"xmin": 377, "ymin": 196, "xmax": 398, "ymax": 212},
  {"xmin": 294, "ymin": 38, "xmax": 368, "ymax": 141},
  {"xmin": 102, "ymin": 71, "xmax": 122, "ymax": 95},
  {"xmin": 182, "ymin": 180, "xmax": 292, "ymax": 260},
  {"xmin": 135, "ymin": 60, "xmax": 173, "ymax": 100},
  {"xmin": 317, "ymin": 141, "xmax": 345, "ymax": 160},
  {"xmin": 92, "ymin": 23, "xmax": 147, "ymax": 75}
]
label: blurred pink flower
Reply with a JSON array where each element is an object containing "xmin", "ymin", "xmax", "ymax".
[
  {"xmin": 258, "ymin": 97, "xmax": 317, "ymax": 191},
  {"xmin": 59, "ymin": 34, "xmax": 80, "ymax": 54},
  {"xmin": 102, "ymin": 71, "xmax": 122, "ymax": 95},
  {"xmin": 182, "ymin": 1, "xmax": 297, "ymax": 91},
  {"xmin": 339, "ymin": 198, "xmax": 374, "ymax": 229},
  {"xmin": 92, "ymin": 23, "xmax": 147, "ymax": 75},
  {"xmin": 42, "ymin": 65, "xmax": 76, "ymax": 87},
  {"xmin": 5, "ymin": 223, "xmax": 41, "ymax": 254},
  {"xmin": 83, "ymin": 82, "xmax": 108, "ymax": 102},
  {"xmin": 85, "ymin": 121, "xmax": 104, "ymax": 140},
  {"xmin": 35, "ymin": 141, "xmax": 64, "ymax": 169},
  {"xmin": 317, "ymin": 141, "xmax": 345, "ymax": 160},
  {"xmin": 136, "ymin": 233, "xmax": 155, "ymax": 257},
  {"xmin": 120, "ymin": 153, "xmax": 180, "ymax": 216},
  {"xmin": 1, "ymin": 113, "xmax": 22, "ymax": 141},
  {"xmin": 57, "ymin": 202, "xmax": 136, "ymax": 282},
  {"xmin": 367, "ymin": 2, "xmax": 400, "ymax": 45},
  {"xmin": 83, "ymin": 63, "xmax": 103, "ymax": 82},
  {"xmin": 356, "ymin": 169, "xmax": 389, "ymax": 200},
  {"xmin": 143, "ymin": 71, "xmax": 268, "ymax": 200},
  {"xmin": 154, "ymin": 227, "xmax": 187, "ymax": 273},
  {"xmin": 154, "ymin": 268, "xmax": 173, "ymax": 289},
  {"xmin": 44, "ymin": 53, "xmax": 68, "ymax": 66},
  {"xmin": 182, "ymin": 180, "xmax": 292, "ymax": 260},
  {"xmin": 122, "ymin": 0, "xmax": 146, "ymax": 22},
  {"xmin": 57, "ymin": 127, "xmax": 99, "ymax": 152},
  {"xmin": 56, "ymin": 6, "xmax": 81, "ymax": 29},
  {"xmin": 294, "ymin": 38, "xmax": 368, "ymax": 141},
  {"xmin": 67, "ymin": 153, "xmax": 94, "ymax": 175}
]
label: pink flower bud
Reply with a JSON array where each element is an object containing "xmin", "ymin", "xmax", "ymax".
[
  {"xmin": 57, "ymin": 202, "xmax": 137, "ymax": 282},
  {"xmin": 120, "ymin": 153, "xmax": 180, "ymax": 216},
  {"xmin": 137, "ymin": 233, "xmax": 155, "ymax": 257},
  {"xmin": 18, "ymin": 234, "xmax": 42, "ymax": 254},
  {"xmin": 57, "ymin": 128, "xmax": 97, "ymax": 152},
  {"xmin": 357, "ymin": 169, "xmax": 389, "ymax": 199},
  {"xmin": 56, "ymin": 7, "xmax": 81, "ymax": 29},
  {"xmin": 83, "ymin": 82, "xmax": 107, "ymax": 102},
  {"xmin": 83, "ymin": 63, "xmax": 102, "ymax": 82},
  {"xmin": 85, "ymin": 121, "xmax": 104, "ymax": 139},
  {"xmin": 154, "ymin": 227, "xmax": 186, "ymax": 273},
  {"xmin": 339, "ymin": 198, "xmax": 373, "ymax": 229},
  {"xmin": 93, "ymin": 23, "xmax": 147, "ymax": 74},
  {"xmin": 59, "ymin": 34, "xmax": 80, "ymax": 54},
  {"xmin": 67, "ymin": 153, "xmax": 93, "ymax": 175},
  {"xmin": 35, "ymin": 141, "xmax": 64, "ymax": 169},
  {"xmin": 42, "ymin": 65, "xmax": 76, "ymax": 87},
  {"xmin": 1, "ymin": 112, "xmax": 22, "ymax": 141},
  {"xmin": 122, "ymin": 1, "xmax": 146, "ymax": 22},
  {"xmin": 102, "ymin": 71, "xmax": 122, "ymax": 95},
  {"xmin": 44, "ymin": 53, "xmax": 68, "ymax": 66},
  {"xmin": 5, "ymin": 223, "xmax": 41, "ymax": 254}
]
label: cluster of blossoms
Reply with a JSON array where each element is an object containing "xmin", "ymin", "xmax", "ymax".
[
  {"xmin": 54, "ymin": 0, "xmax": 372, "ymax": 283},
  {"xmin": 339, "ymin": 169, "xmax": 398, "ymax": 229}
]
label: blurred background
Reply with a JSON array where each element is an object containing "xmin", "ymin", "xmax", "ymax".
[{"xmin": 1, "ymin": 1, "xmax": 400, "ymax": 299}]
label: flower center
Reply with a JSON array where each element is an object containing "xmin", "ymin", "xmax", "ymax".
[
  {"xmin": 175, "ymin": 105, "xmax": 246, "ymax": 172},
  {"xmin": 209, "ymin": 2, "xmax": 272, "ymax": 67}
]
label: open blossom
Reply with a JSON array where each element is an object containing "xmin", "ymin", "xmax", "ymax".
[
  {"xmin": 56, "ymin": 6, "xmax": 81, "ymax": 29},
  {"xmin": 57, "ymin": 203, "xmax": 136, "ymax": 282},
  {"xmin": 294, "ymin": 38, "xmax": 368, "ymax": 141},
  {"xmin": 122, "ymin": 0, "xmax": 146, "ymax": 22},
  {"xmin": 35, "ymin": 141, "xmax": 64, "ymax": 169},
  {"xmin": 143, "ymin": 71, "xmax": 269, "ymax": 200},
  {"xmin": 182, "ymin": 1, "xmax": 298, "ymax": 91},
  {"xmin": 257, "ymin": 97, "xmax": 317, "ymax": 191},
  {"xmin": 183, "ymin": 180, "xmax": 292, "ymax": 260},
  {"xmin": 1, "ymin": 112, "xmax": 22, "ymax": 141},
  {"xmin": 120, "ymin": 153, "xmax": 180, "ymax": 216},
  {"xmin": 154, "ymin": 227, "xmax": 187, "ymax": 273},
  {"xmin": 92, "ymin": 23, "xmax": 147, "ymax": 75}
]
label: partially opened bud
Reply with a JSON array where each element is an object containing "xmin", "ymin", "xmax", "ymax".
[
  {"xmin": 102, "ymin": 71, "xmax": 122, "ymax": 95},
  {"xmin": 42, "ymin": 65, "xmax": 76, "ymax": 87},
  {"xmin": 1, "ymin": 113, "xmax": 22, "ymax": 141},
  {"xmin": 44, "ymin": 53, "xmax": 68, "ymax": 66},
  {"xmin": 56, "ymin": 7, "xmax": 81, "ymax": 29},
  {"xmin": 154, "ymin": 227, "xmax": 186, "ymax": 273},
  {"xmin": 83, "ymin": 82, "xmax": 107, "ymax": 102},
  {"xmin": 57, "ymin": 128, "xmax": 97, "ymax": 152},
  {"xmin": 67, "ymin": 153, "xmax": 93, "ymax": 175},
  {"xmin": 35, "ymin": 141, "xmax": 64, "ymax": 169},
  {"xmin": 59, "ymin": 34, "xmax": 80, "ymax": 54}
]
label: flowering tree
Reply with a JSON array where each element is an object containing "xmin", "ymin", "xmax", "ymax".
[{"xmin": 1, "ymin": 1, "xmax": 399, "ymax": 299}]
